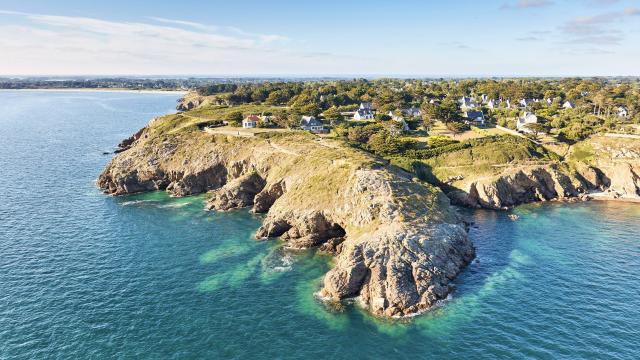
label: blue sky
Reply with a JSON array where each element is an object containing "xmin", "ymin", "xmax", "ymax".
[{"xmin": 0, "ymin": 0, "xmax": 638, "ymax": 76}]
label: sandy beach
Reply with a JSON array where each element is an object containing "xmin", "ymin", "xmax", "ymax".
[{"xmin": 585, "ymin": 191, "xmax": 640, "ymax": 203}]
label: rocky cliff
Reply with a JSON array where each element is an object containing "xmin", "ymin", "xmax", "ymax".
[
  {"xmin": 441, "ymin": 136, "xmax": 640, "ymax": 209},
  {"xmin": 98, "ymin": 119, "xmax": 475, "ymax": 317}
]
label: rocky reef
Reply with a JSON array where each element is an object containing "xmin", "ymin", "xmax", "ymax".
[{"xmin": 98, "ymin": 119, "xmax": 475, "ymax": 317}]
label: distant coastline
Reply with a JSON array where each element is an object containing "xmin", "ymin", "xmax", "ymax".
[{"xmin": 0, "ymin": 88, "xmax": 188, "ymax": 94}]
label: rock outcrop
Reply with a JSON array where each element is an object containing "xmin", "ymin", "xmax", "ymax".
[
  {"xmin": 440, "ymin": 135, "xmax": 640, "ymax": 209},
  {"xmin": 448, "ymin": 164, "xmax": 583, "ymax": 209},
  {"xmin": 205, "ymin": 171, "xmax": 265, "ymax": 211},
  {"xmin": 98, "ymin": 121, "xmax": 475, "ymax": 318},
  {"xmin": 447, "ymin": 161, "xmax": 640, "ymax": 209}
]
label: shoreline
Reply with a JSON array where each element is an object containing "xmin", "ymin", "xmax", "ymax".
[
  {"xmin": 0, "ymin": 88, "xmax": 188, "ymax": 94},
  {"xmin": 585, "ymin": 191, "xmax": 640, "ymax": 203}
]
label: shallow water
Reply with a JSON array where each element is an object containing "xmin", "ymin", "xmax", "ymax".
[{"xmin": 1, "ymin": 91, "xmax": 639, "ymax": 359}]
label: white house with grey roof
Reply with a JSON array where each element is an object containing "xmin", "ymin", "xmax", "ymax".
[
  {"xmin": 388, "ymin": 108, "xmax": 422, "ymax": 121},
  {"xmin": 563, "ymin": 100, "xmax": 576, "ymax": 109},
  {"xmin": 487, "ymin": 99, "xmax": 500, "ymax": 109},
  {"xmin": 459, "ymin": 96, "xmax": 477, "ymax": 109},
  {"xmin": 353, "ymin": 102, "xmax": 375, "ymax": 120},
  {"xmin": 300, "ymin": 116, "xmax": 327, "ymax": 133},
  {"xmin": 463, "ymin": 110, "xmax": 486, "ymax": 127},
  {"xmin": 517, "ymin": 112, "xmax": 539, "ymax": 133}
]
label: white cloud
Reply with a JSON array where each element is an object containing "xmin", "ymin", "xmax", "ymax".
[
  {"xmin": 0, "ymin": 10, "xmax": 339, "ymax": 75},
  {"xmin": 559, "ymin": 6, "xmax": 639, "ymax": 46},
  {"xmin": 501, "ymin": 0, "xmax": 554, "ymax": 10}
]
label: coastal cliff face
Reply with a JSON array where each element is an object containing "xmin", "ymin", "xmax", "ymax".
[
  {"xmin": 98, "ymin": 119, "xmax": 475, "ymax": 317},
  {"xmin": 176, "ymin": 92, "xmax": 227, "ymax": 111},
  {"xmin": 429, "ymin": 136, "xmax": 640, "ymax": 209},
  {"xmin": 447, "ymin": 161, "xmax": 640, "ymax": 209}
]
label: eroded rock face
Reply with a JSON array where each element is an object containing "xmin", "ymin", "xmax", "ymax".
[
  {"xmin": 602, "ymin": 162, "xmax": 640, "ymax": 197},
  {"xmin": 98, "ymin": 126, "xmax": 475, "ymax": 318},
  {"xmin": 252, "ymin": 181, "xmax": 286, "ymax": 213},
  {"xmin": 205, "ymin": 172, "xmax": 266, "ymax": 211},
  {"xmin": 449, "ymin": 166, "xmax": 578, "ymax": 209}
]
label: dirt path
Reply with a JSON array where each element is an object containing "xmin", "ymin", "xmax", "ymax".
[{"xmin": 266, "ymin": 140, "xmax": 300, "ymax": 156}]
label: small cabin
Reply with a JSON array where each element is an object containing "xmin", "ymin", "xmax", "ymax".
[{"xmin": 242, "ymin": 115, "xmax": 260, "ymax": 128}]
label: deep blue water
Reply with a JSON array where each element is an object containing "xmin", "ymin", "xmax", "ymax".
[{"xmin": 1, "ymin": 91, "xmax": 639, "ymax": 359}]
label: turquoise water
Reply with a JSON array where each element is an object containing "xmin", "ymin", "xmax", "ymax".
[{"xmin": 1, "ymin": 91, "xmax": 639, "ymax": 359}]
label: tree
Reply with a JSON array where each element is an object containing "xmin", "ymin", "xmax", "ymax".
[
  {"xmin": 524, "ymin": 122, "xmax": 549, "ymax": 141},
  {"xmin": 225, "ymin": 111, "xmax": 243, "ymax": 127},
  {"xmin": 347, "ymin": 123, "xmax": 383, "ymax": 143},
  {"xmin": 272, "ymin": 109, "xmax": 290, "ymax": 128},
  {"xmin": 446, "ymin": 121, "xmax": 469, "ymax": 137},
  {"xmin": 323, "ymin": 106, "xmax": 343, "ymax": 124},
  {"xmin": 440, "ymin": 98, "xmax": 461, "ymax": 123},
  {"xmin": 421, "ymin": 102, "xmax": 441, "ymax": 131},
  {"xmin": 376, "ymin": 113, "xmax": 392, "ymax": 121},
  {"xmin": 299, "ymin": 103, "xmax": 321, "ymax": 117},
  {"xmin": 366, "ymin": 130, "xmax": 415, "ymax": 155}
]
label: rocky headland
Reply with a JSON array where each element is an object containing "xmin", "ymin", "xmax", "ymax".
[
  {"xmin": 98, "ymin": 115, "xmax": 475, "ymax": 317},
  {"xmin": 98, "ymin": 102, "xmax": 639, "ymax": 318}
]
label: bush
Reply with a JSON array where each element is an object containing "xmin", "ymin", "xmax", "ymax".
[
  {"xmin": 404, "ymin": 142, "xmax": 471, "ymax": 159},
  {"xmin": 225, "ymin": 111, "xmax": 243, "ymax": 127},
  {"xmin": 427, "ymin": 136, "xmax": 459, "ymax": 148},
  {"xmin": 346, "ymin": 123, "xmax": 384, "ymax": 142},
  {"xmin": 367, "ymin": 131, "xmax": 416, "ymax": 156}
]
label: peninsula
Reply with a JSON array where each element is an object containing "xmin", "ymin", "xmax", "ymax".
[{"xmin": 99, "ymin": 78, "xmax": 640, "ymax": 318}]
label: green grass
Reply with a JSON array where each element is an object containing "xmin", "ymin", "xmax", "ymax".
[{"xmin": 570, "ymin": 144, "xmax": 596, "ymax": 163}]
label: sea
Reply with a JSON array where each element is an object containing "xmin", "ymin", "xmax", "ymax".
[{"xmin": 1, "ymin": 90, "xmax": 638, "ymax": 359}]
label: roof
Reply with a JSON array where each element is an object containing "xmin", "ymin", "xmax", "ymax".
[
  {"xmin": 459, "ymin": 96, "xmax": 476, "ymax": 107},
  {"xmin": 464, "ymin": 110, "xmax": 484, "ymax": 119},
  {"xmin": 356, "ymin": 108, "xmax": 374, "ymax": 116},
  {"xmin": 300, "ymin": 115, "xmax": 323, "ymax": 127},
  {"xmin": 402, "ymin": 108, "xmax": 421, "ymax": 116},
  {"xmin": 244, "ymin": 115, "xmax": 260, "ymax": 122},
  {"xmin": 359, "ymin": 102, "xmax": 372, "ymax": 110}
]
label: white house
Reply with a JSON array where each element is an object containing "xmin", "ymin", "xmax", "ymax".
[
  {"xmin": 517, "ymin": 112, "xmax": 538, "ymax": 133},
  {"xmin": 463, "ymin": 110, "xmax": 486, "ymax": 127},
  {"xmin": 519, "ymin": 99, "xmax": 531, "ymax": 108},
  {"xmin": 459, "ymin": 96, "xmax": 477, "ymax": 109},
  {"xmin": 403, "ymin": 108, "xmax": 422, "ymax": 118},
  {"xmin": 242, "ymin": 115, "xmax": 260, "ymax": 128},
  {"xmin": 389, "ymin": 108, "xmax": 421, "ymax": 121},
  {"xmin": 481, "ymin": 94, "xmax": 489, "ymax": 103},
  {"xmin": 487, "ymin": 99, "xmax": 500, "ymax": 109},
  {"xmin": 300, "ymin": 116, "xmax": 327, "ymax": 133},
  {"xmin": 354, "ymin": 108, "xmax": 374, "ymax": 120},
  {"xmin": 353, "ymin": 102, "xmax": 375, "ymax": 120},
  {"xmin": 618, "ymin": 106, "xmax": 629, "ymax": 118},
  {"xmin": 563, "ymin": 100, "xmax": 576, "ymax": 109}
]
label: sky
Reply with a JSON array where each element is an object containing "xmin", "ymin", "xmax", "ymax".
[{"xmin": 0, "ymin": 0, "xmax": 639, "ymax": 77}]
